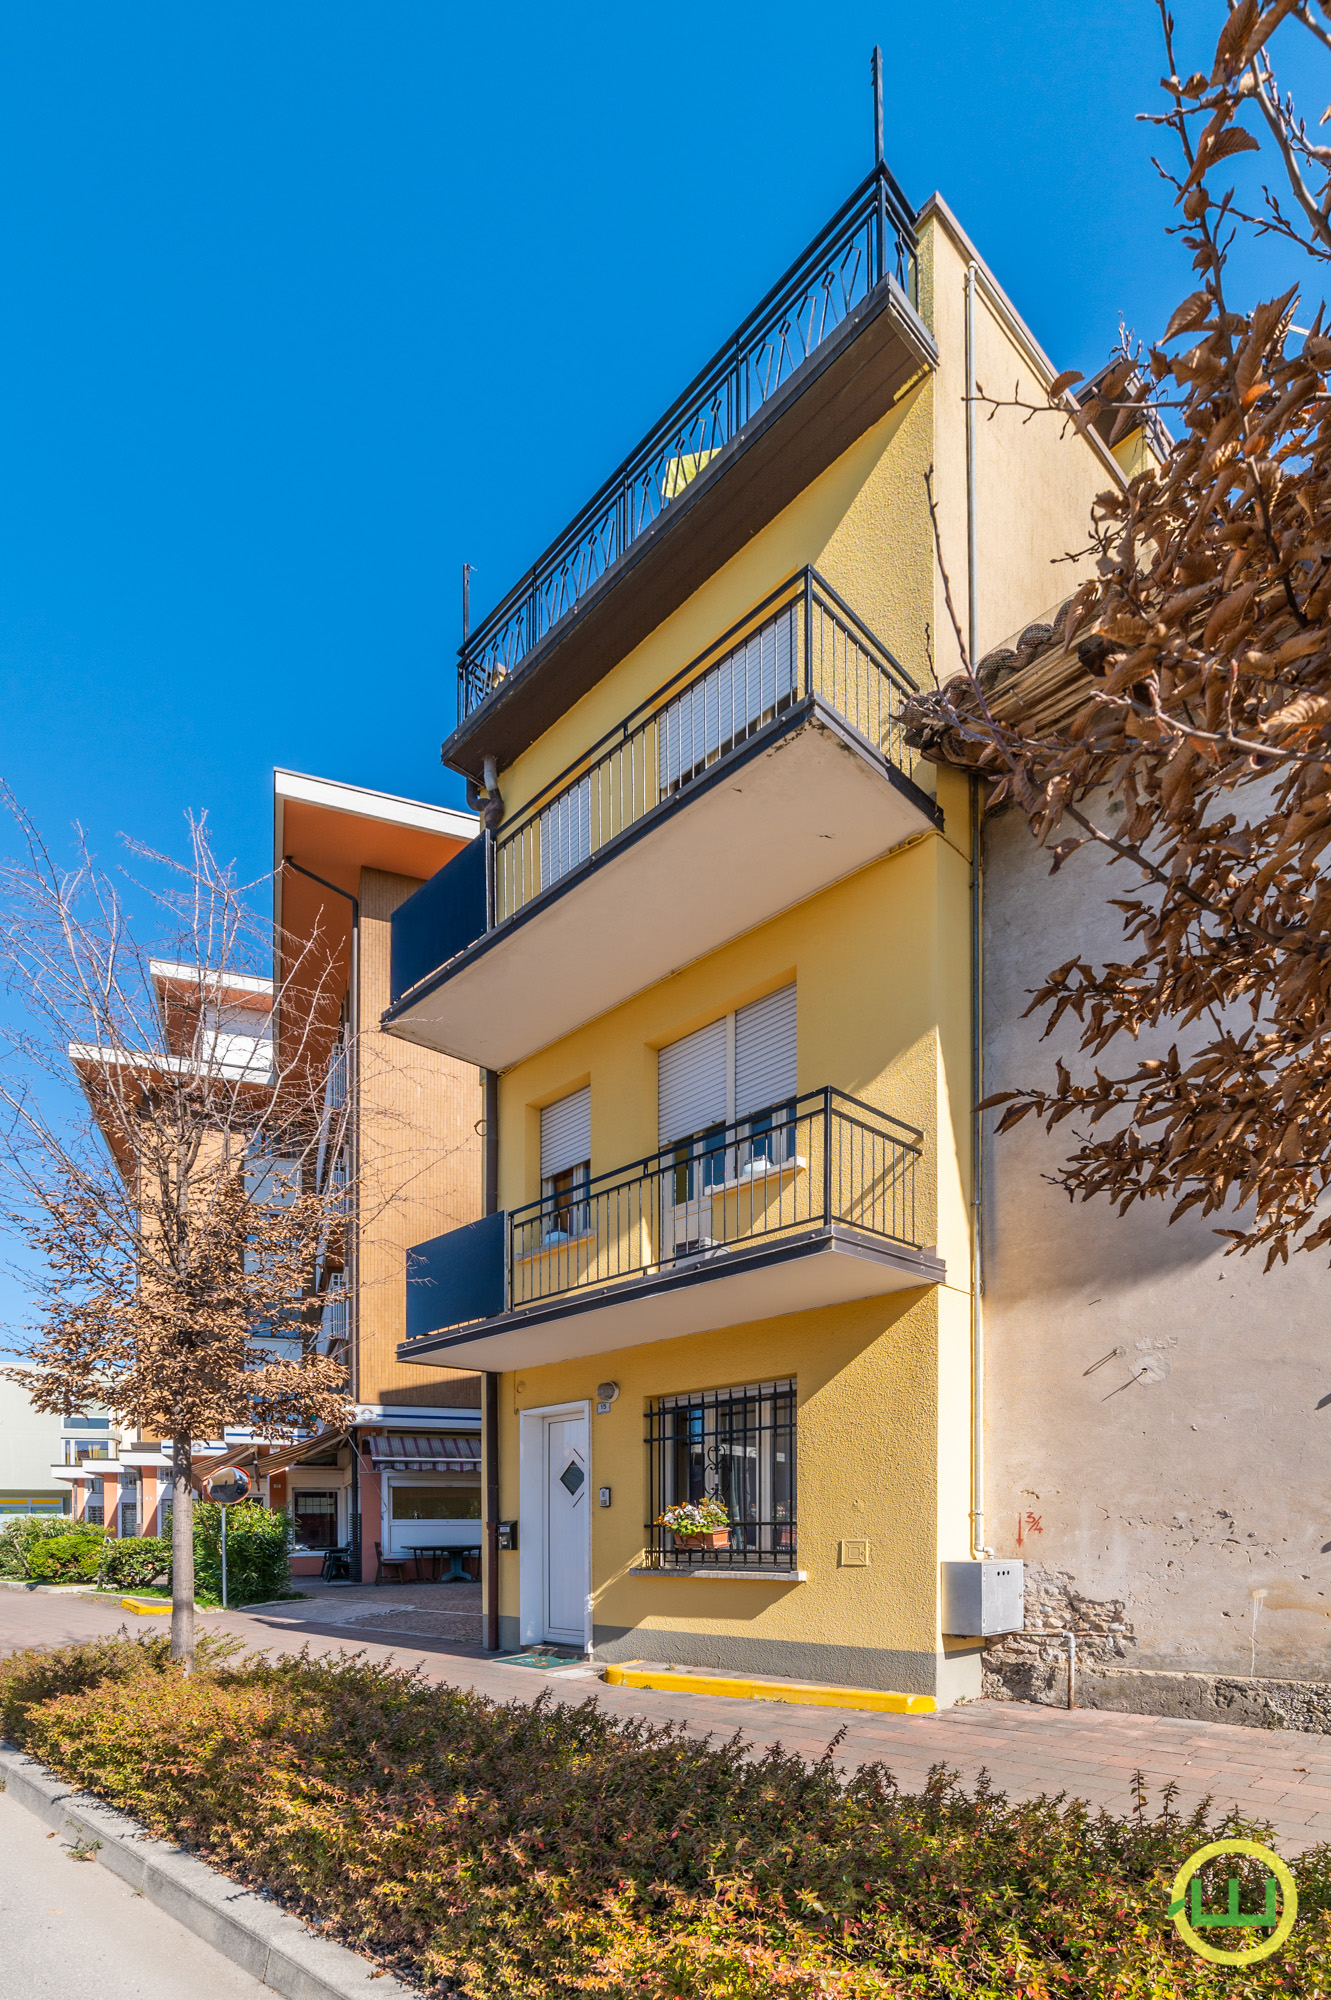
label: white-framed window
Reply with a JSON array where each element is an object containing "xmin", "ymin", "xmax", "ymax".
[{"xmin": 389, "ymin": 1482, "xmax": 482, "ymax": 1524}]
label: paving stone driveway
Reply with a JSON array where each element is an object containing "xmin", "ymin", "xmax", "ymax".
[{"xmin": 5, "ymin": 1583, "xmax": 1331, "ymax": 1855}]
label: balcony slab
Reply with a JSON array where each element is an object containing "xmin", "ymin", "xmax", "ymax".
[
  {"xmin": 399, "ymin": 1224, "xmax": 944, "ymax": 1371},
  {"xmin": 385, "ymin": 699, "xmax": 940, "ymax": 1071}
]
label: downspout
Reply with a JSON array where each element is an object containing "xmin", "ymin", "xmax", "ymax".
[
  {"xmin": 282, "ymin": 856, "xmax": 362, "ymax": 1572},
  {"xmin": 964, "ymin": 261, "xmax": 993, "ymax": 1562},
  {"xmin": 483, "ymin": 1067, "xmax": 501, "ymax": 1650}
]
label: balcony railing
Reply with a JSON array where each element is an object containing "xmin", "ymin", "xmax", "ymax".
[
  {"xmin": 458, "ymin": 163, "xmax": 918, "ymax": 719},
  {"xmin": 493, "ymin": 567, "xmax": 918, "ymax": 925},
  {"xmin": 509, "ymin": 1088, "xmax": 921, "ymax": 1312}
]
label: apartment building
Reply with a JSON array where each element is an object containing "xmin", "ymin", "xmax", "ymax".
[
  {"xmin": 58, "ymin": 958, "xmax": 279, "ymax": 1537},
  {"xmin": 0, "ymin": 1380, "xmax": 67, "ymax": 1520},
  {"xmin": 53, "ymin": 775, "xmax": 484, "ymax": 1581},
  {"xmin": 265, "ymin": 771, "xmax": 483, "ymax": 1580},
  {"xmin": 377, "ymin": 156, "xmax": 1131, "ymax": 1704}
]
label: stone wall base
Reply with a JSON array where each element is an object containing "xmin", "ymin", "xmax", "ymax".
[{"xmin": 984, "ymin": 1657, "xmax": 1331, "ymax": 1732}]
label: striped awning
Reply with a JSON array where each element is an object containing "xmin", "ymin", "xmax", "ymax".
[{"xmin": 364, "ymin": 1432, "xmax": 481, "ymax": 1471}]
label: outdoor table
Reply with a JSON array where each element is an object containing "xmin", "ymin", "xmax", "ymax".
[{"xmin": 406, "ymin": 1545, "xmax": 445, "ymax": 1581}]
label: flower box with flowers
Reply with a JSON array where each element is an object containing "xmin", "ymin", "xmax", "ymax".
[{"xmin": 657, "ymin": 1500, "xmax": 731, "ymax": 1551}]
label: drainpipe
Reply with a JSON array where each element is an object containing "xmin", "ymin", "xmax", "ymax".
[
  {"xmin": 964, "ymin": 260, "xmax": 992, "ymax": 1563},
  {"xmin": 483, "ymin": 1066, "xmax": 501, "ymax": 1650},
  {"xmin": 282, "ymin": 855, "xmax": 362, "ymax": 1575}
]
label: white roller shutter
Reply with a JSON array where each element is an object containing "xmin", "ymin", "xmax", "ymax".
[
  {"xmin": 540, "ymin": 1086, "xmax": 591, "ymax": 1180},
  {"xmin": 540, "ymin": 773, "xmax": 592, "ymax": 889},
  {"xmin": 735, "ymin": 983, "xmax": 797, "ymax": 1120},
  {"xmin": 658, "ymin": 1018, "xmax": 728, "ymax": 1146},
  {"xmin": 659, "ymin": 604, "xmax": 797, "ymax": 794}
]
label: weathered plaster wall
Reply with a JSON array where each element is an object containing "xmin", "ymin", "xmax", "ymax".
[
  {"xmin": 920, "ymin": 200, "xmax": 1121, "ymax": 677},
  {"xmin": 980, "ymin": 802, "xmax": 1331, "ymax": 1683}
]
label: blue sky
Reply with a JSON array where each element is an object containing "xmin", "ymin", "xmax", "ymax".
[
  {"xmin": 0, "ymin": 2, "xmax": 1324, "ymax": 1337},
  {"xmin": 4, "ymin": 0, "xmax": 1318, "ymax": 898}
]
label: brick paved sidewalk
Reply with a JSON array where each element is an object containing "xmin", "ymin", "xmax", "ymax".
[{"xmin": 5, "ymin": 1585, "xmax": 1331, "ymax": 1855}]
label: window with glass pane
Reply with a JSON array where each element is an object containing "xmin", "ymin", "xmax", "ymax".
[
  {"xmin": 390, "ymin": 1483, "xmax": 482, "ymax": 1521},
  {"xmin": 645, "ymin": 1380, "xmax": 796, "ymax": 1569},
  {"xmin": 543, "ymin": 1161, "xmax": 590, "ymax": 1240},
  {"xmin": 292, "ymin": 1490, "xmax": 338, "ymax": 1549}
]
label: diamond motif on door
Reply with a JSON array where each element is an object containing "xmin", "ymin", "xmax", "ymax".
[{"xmin": 559, "ymin": 1460, "xmax": 585, "ymax": 1496}]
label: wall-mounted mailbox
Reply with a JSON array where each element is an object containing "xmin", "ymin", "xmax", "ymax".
[
  {"xmin": 497, "ymin": 1519, "xmax": 518, "ymax": 1551},
  {"xmin": 940, "ymin": 1560, "xmax": 1024, "ymax": 1637}
]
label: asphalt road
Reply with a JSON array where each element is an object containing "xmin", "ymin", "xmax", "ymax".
[{"xmin": 0, "ymin": 1783, "xmax": 268, "ymax": 2000}]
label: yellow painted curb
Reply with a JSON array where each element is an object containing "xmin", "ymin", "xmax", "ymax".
[
  {"xmin": 121, "ymin": 1596, "xmax": 171, "ymax": 1615},
  {"xmin": 602, "ymin": 1662, "xmax": 936, "ymax": 1714}
]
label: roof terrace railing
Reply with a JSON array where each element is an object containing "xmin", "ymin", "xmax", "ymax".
[
  {"xmin": 458, "ymin": 163, "xmax": 918, "ymax": 721},
  {"xmin": 492, "ymin": 566, "xmax": 919, "ymax": 927}
]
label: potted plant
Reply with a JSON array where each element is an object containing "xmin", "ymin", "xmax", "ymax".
[{"xmin": 658, "ymin": 1498, "xmax": 731, "ymax": 1551}]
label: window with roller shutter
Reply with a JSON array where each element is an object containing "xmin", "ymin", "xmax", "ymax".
[
  {"xmin": 657, "ymin": 985, "xmax": 797, "ymax": 1183},
  {"xmin": 735, "ymin": 984, "xmax": 797, "ymax": 1165},
  {"xmin": 540, "ymin": 1087, "xmax": 591, "ymax": 1239}
]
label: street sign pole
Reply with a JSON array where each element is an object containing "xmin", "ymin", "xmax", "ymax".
[{"xmin": 202, "ymin": 1467, "xmax": 251, "ymax": 1612}]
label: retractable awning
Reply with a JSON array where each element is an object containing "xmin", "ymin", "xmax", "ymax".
[
  {"xmin": 363, "ymin": 1432, "xmax": 480, "ymax": 1472},
  {"xmin": 191, "ymin": 1442, "xmax": 258, "ymax": 1479},
  {"xmin": 259, "ymin": 1429, "xmax": 348, "ymax": 1477}
]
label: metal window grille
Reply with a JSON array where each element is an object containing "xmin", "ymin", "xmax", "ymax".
[
  {"xmin": 645, "ymin": 1380, "xmax": 796, "ymax": 1570},
  {"xmin": 492, "ymin": 568, "xmax": 917, "ymax": 926},
  {"xmin": 458, "ymin": 164, "xmax": 917, "ymax": 715}
]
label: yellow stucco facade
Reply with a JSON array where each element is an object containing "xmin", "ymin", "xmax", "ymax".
[{"xmin": 401, "ymin": 200, "xmax": 1123, "ymax": 1699}]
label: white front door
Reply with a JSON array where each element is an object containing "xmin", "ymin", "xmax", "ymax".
[{"xmin": 543, "ymin": 1413, "xmax": 589, "ymax": 1645}]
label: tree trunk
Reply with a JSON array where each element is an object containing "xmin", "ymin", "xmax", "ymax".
[{"xmin": 170, "ymin": 1432, "xmax": 195, "ymax": 1667}]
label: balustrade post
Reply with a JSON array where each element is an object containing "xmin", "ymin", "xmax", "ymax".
[{"xmin": 822, "ymin": 1088, "xmax": 834, "ymax": 1227}]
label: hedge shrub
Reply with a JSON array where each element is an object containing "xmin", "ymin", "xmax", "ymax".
[
  {"xmin": 2, "ymin": 1636, "xmax": 1330, "ymax": 1997},
  {"xmin": 98, "ymin": 1536, "xmax": 171, "ymax": 1590},
  {"xmin": 15, "ymin": 1525, "xmax": 105, "ymax": 1582},
  {"xmin": 0, "ymin": 1514, "xmax": 83, "ymax": 1579},
  {"xmin": 192, "ymin": 1499, "xmax": 291, "ymax": 1605}
]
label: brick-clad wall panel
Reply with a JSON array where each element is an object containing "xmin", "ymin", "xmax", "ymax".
[{"xmin": 356, "ymin": 867, "xmax": 483, "ymax": 1408}]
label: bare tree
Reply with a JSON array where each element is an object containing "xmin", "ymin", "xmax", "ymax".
[
  {"xmin": 903, "ymin": 1, "xmax": 1331, "ymax": 1268},
  {"xmin": 0, "ymin": 795, "xmax": 355, "ymax": 1663}
]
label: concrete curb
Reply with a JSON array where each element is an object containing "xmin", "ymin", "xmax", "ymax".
[
  {"xmin": 603, "ymin": 1660, "xmax": 937, "ymax": 1713},
  {"xmin": 0, "ymin": 1742, "xmax": 418, "ymax": 1999},
  {"xmin": 0, "ymin": 1580, "xmax": 104, "ymax": 1595}
]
